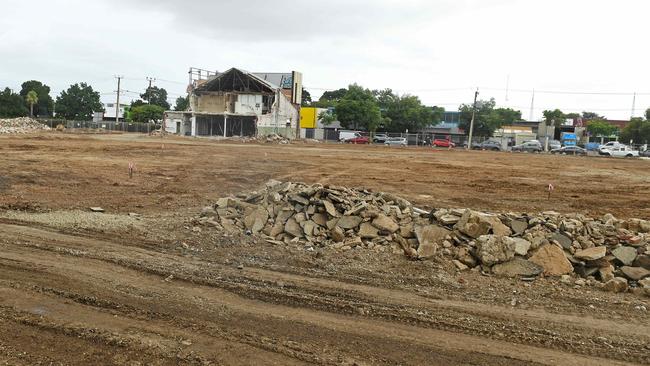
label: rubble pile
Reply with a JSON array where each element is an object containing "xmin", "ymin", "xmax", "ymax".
[
  {"xmin": 196, "ymin": 181, "xmax": 650, "ymax": 295},
  {"xmin": 0, "ymin": 117, "xmax": 51, "ymax": 134},
  {"xmin": 237, "ymin": 134, "xmax": 291, "ymax": 144}
]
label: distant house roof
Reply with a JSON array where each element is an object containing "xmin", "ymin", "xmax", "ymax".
[{"xmin": 252, "ymin": 72, "xmax": 293, "ymax": 89}]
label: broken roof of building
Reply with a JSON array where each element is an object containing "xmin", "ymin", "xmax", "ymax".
[
  {"xmin": 194, "ymin": 68, "xmax": 278, "ymax": 94},
  {"xmin": 194, "ymin": 68, "xmax": 295, "ymax": 94}
]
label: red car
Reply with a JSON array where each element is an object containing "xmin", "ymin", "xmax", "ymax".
[
  {"xmin": 346, "ymin": 136, "xmax": 370, "ymax": 144},
  {"xmin": 433, "ymin": 139, "xmax": 455, "ymax": 148}
]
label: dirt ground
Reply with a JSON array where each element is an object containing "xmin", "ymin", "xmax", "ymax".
[{"xmin": 0, "ymin": 132, "xmax": 649, "ymax": 365}]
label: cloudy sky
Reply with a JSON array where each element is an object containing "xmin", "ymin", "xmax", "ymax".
[{"xmin": 1, "ymin": 0, "xmax": 648, "ymax": 120}]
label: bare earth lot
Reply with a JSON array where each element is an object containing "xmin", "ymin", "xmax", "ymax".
[{"xmin": 0, "ymin": 133, "xmax": 649, "ymax": 365}]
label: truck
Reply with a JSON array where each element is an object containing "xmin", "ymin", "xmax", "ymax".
[{"xmin": 560, "ymin": 132, "xmax": 577, "ymax": 147}]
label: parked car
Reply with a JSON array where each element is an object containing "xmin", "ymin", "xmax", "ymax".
[
  {"xmin": 432, "ymin": 139, "xmax": 455, "ymax": 148},
  {"xmin": 384, "ymin": 137, "xmax": 407, "ymax": 147},
  {"xmin": 641, "ymin": 150, "xmax": 650, "ymax": 157},
  {"xmin": 471, "ymin": 140, "xmax": 503, "ymax": 151},
  {"xmin": 339, "ymin": 131, "xmax": 362, "ymax": 142},
  {"xmin": 548, "ymin": 140, "xmax": 561, "ymax": 150},
  {"xmin": 598, "ymin": 141, "xmax": 624, "ymax": 155},
  {"xmin": 345, "ymin": 136, "xmax": 370, "ymax": 144},
  {"xmin": 550, "ymin": 146, "xmax": 587, "ymax": 155},
  {"xmin": 600, "ymin": 145, "xmax": 639, "ymax": 158},
  {"xmin": 512, "ymin": 140, "xmax": 543, "ymax": 153},
  {"xmin": 372, "ymin": 133, "xmax": 389, "ymax": 143}
]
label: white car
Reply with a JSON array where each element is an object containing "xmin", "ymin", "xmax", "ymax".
[
  {"xmin": 598, "ymin": 141, "xmax": 624, "ymax": 155},
  {"xmin": 339, "ymin": 131, "xmax": 362, "ymax": 142},
  {"xmin": 601, "ymin": 145, "xmax": 639, "ymax": 158},
  {"xmin": 384, "ymin": 137, "xmax": 407, "ymax": 147}
]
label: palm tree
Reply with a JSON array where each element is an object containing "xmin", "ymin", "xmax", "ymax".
[{"xmin": 26, "ymin": 90, "xmax": 38, "ymax": 117}]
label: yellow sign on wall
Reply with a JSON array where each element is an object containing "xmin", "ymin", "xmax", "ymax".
[{"xmin": 300, "ymin": 107, "xmax": 317, "ymax": 128}]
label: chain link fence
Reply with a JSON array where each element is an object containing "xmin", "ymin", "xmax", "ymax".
[{"xmin": 38, "ymin": 119, "xmax": 158, "ymax": 134}]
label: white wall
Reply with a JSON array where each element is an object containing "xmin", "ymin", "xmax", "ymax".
[{"xmin": 235, "ymin": 94, "xmax": 263, "ymax": 115}]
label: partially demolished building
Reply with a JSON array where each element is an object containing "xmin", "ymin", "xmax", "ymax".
[{"xmin": 165, "ymin": 67, "xmax": 302, "ymax": 139}]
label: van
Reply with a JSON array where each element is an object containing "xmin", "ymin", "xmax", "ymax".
[{"xmin": 338, "ymin": 131, "xmax": 361, "ymax": 142}]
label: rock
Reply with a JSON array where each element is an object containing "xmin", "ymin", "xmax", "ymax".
[
  {"xmin": 492, "ymin": 258, "xmax": 543, "ymax": 278},
  {"xmin": 344, "ymin": 236, "xmax": 363, "ymax": 248},
  {"xmin": 456, "ymin": 247, "xmax": 477, "ymax": 267},
  {"xmin": 529, "ymin": 244, "xmax": 574, "ymax": 276},
  {"xmin": 311, "ymin": 212, "xmax": 328, "ymax": 227},
  {"xmin": 372, "ymin": 214, "xmax": 399, "ymax": 233},
  {"xmin": 452, "ymin": 260, "xmax": 469, "ymax": 271},
  {"xmin": 323, "ymin": 200, "xmax": 338, "ymax": 217},
  {"xmin": 512, "ymin": 238, "xmax": 532, "ymax": 256},
  {"xmin": 603, "ymin": 277, "xmax": 628, "ymax": 293},
  {"xmin": 574, "ymin": 246, "xmax": 606, "ymax": 261},
  {"xmin": 620, "ymin": 266, "xmax": 650, "ymax": 281},
  {"xmin": 330, "ymin": 226, "xmax": 345, "ymax": 242},
  {"xmin": 417, "ymin": 241, "xmax": 438, "ymax": 259},
  {"xmin": 244, "ymin": 207, "xmax": 269, "ymax": 233},
  {"xmin": 89, "ymin": 207, "xmax": 105, "ymax": 213},
  {"xmin": 639, "ymin": 278, "xmax": 650, "ymax": 289},
  {"xmin": 303, "ymin": 220, "xmax": 316, "ymax": 236},
  {"xmin": 358, "ymin": 222, "xmax": 379, "ymax": 239},
  {"xmin": 551, "ymin": 232, "xmax": 573, "ymax": 250},
  {"xmin": 337, "ymin": 215, "xmax": 363, "ymax": 229},
  {"xmin": 454, "ymin": 210, "xmax": 492, "ymax": 238},
  {"xmin": 509, "ymin": 219, "xmax": 528, "ymax": 235},
  {"xmin": 612, "ymin": 246, "xmax": 637, "ymax": 266},
  {"xmin": 598, "ymin": 265, "xmax": 615, "ymax": 282},
  {"xmin": 415, "ymin": 225, "xmax": 450, "ymax": 259},
  {"xmin": 439, "ymin": 214, "xmax": 460, "ymax": 225},
  {"xmin": 634, "ymin": 255, "xmax": 650, "ymax": 270},
  {"xmin": 560, "ymin": 274, "xmax": 572, "ymax": 284},
  {"xmin": 200, "ymin": 206, "xmax": 216, "ymax": 217},
  {"xmin": 284, "ymin": 217, "xmax": 303, "ymax": 238},
  {"xmin": 475, "ymin": 235, "xmax": 516, "ymax": 266}
]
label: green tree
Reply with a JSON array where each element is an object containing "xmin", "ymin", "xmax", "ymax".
[
  {"xmin": 458, "ymin": 98, "xmax": 513, "ymax": 137},
  {"xmin": 586, "ymin": 120, "xmax": 617, "ymax": 137},
  {"xmin": 25, "ymin": 90, "xmax": 38, "ymax": 117},
  {"xmin": 378, "ymin": 90, "xmax": 435, "ymax": 132},
  {"xmin": 131, "ymin": 99, "xmax": 146, "ymax": 108},
  {"xmin": 130, "ymin": 104, "xmax": 164, "ymax": 123},
  {"xmin": 645, "ymin": 108, "xmax": 650, "ymax": 121},
  {"xmin": 313, "ymin": 88, "xmax": 348, "ymax": 108},
  {"xmin": 336, "ymin": 84, "xmax": 381, "ymax": 131},
  {"xmin": 565, "ymin": 112, "xmax": 580, "ymax": 119},
  {"xmin": 619, "ymin": 117, "xmax": 650, "ymax": 144},
  {"xmin": 55, "ymin": 83, "xmax": 103, "ymax": 120},
  {"xmin": 19, "ymin": 80, "xmax": 54, "ymax": 117},
  {"xmin": 318, "ymin": 110, "xmax": 337, "ymax": 126},
  {"xmin": 542, "ymin": 109, "xmax": 566, "ymax": 127},
  {"xmin": 174, "ymin": 96, "xmax": 189, "ymax": 111},
  {"xmin": 0, "ymin": 87, "xmax": 29, "ymax": 117},
  {"xmin": 140, "ymin": 86, "xmax": 170, "ymax": 109},
  {"xmin": 301, "ymin": 88, "xmax": 312, "ymax": 106},
  {"xmin": 582, "ymin": 111, "xmax": 605, "ymax": 120}
]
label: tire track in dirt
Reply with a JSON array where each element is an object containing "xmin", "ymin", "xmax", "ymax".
[{"xmin": 1, "ymin": 223, "xmax": 648, "ymax": 365}]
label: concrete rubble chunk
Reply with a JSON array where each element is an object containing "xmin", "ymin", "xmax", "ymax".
[
  {"xmin": 634, "ymin": 255, "xmax": 650, "ymax": 270},
  {"xmin": 551, "ymin": 232, "xmax": 573, "ymax": 250},
  {"xmin": 603, "ymin": 277, "xmax": 628, "ymax": 293},
  {"xmin": 330, "ymin": 226, "xmax": 345, "ymax": 243},
  {"xmin": 611, "ymin": 246, "xmax": 637, "ymax": 266},
  {"xmin": 337, "ymin": 215, "xmax": 363, "ymax": 230},
  {"xmin": 358, "ymin": 222, "xmax": 379, "ymax": 239},
  {"xmin": 492, "ymin": 258, "xmax": 543, "ymax": 278},
  {"xmin": 512, "ymin": 238, "xmax": 532, "ymax": 256},
  {"xmin": 574, "ymin": 246, "xmax": 607, "ymax": 261},
  {"xmin": 529, "ymin": 244, "xmax": 574, "ymax": 276},
  {"xmin": 323, "ymin": 200, "xmax": 338, "ymax": 217},
  {"xmin": 372, "ymin": 214, "xmax": 399, "ymax": 233},
  {"xmin": 620, "ymin": 266, "xmax": 650, "ymax": 281},
  {"xmin": 509, "ymin": 219, "xmax": 528, "ymax": 235},
  {"xmin": 284, "ymin": 217, "xmax": 303, "ymax": 238},
  {"xmin": 475, "ymin": 235, "xmax": 516, "ymax": 266},
  {"xmin": 415, "ymin": 225, "xmax": 450, "ymax": 259}
]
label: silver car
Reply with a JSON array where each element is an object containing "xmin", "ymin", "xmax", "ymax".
[{"xmin": 384, "ymin": 137, "xmax": 407, "ymax": 147}]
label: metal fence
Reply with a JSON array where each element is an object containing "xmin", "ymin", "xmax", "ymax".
[{"xmin": 38, "ymin": 119, "xmax": 157, "ymax": 133}]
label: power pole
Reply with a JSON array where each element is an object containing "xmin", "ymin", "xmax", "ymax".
[
  {"xmin": 115, "ymin": 75, "xmax": 123, "ymax": 124},
  {"xmin": 529, "ymin": 89, "xmax": 535, "ymax": 121},
  {"xmin": 146, "ymin": 77, "xmax": 156, "ymax": 104},
  {"xmin": 631, "ymin": 92, "xmax": 637, "ymax": 119},
  {"xmin": 467, "ymin": 88, "xmax": 479, "ymax": 149}
]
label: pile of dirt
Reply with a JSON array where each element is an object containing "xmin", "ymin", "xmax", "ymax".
[
  {"xmin": 196, "ymin": 180, "xmax": 650, "ymax": 295},
  {"xmin": 0, "ymin": 117, "xmax": 51, "ymax": 134}
]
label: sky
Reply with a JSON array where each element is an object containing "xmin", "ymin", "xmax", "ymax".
[{"xmin": 1, "ymin": 0, "xmax": 649, "ymax": 120}]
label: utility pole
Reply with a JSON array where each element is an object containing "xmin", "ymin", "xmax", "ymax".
[
  {"xmin": 146, "ymin": 77, "xmax": 156, "ymax": 104},
  {"xmin": 467, "ymin": 88, "xmax": 479, "ymax": 150},
  {"xmin": 115, "ymin": 75, "xmax": 123, "ymax": 124},
  {"xmin": 529, "ymin": 89, "xmax": 535, "ymax": 121},
  {"xmin": 631, "ymin": 92, "xmax": 637, "ymax": 118}
]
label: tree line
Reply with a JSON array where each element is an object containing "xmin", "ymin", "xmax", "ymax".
[
  {"xmin": 543, "ymin": 109, "xmax": 650, "ymax": 144},
  {"xmin": 0, "ymin": 80, "xmax": 189, "ymax": 123}
]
